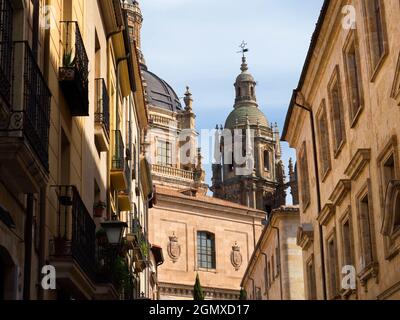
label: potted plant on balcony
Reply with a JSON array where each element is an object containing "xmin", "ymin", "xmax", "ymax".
[
  {"xmin": 93, "ymin": 201, "xmax": 107, "ymax": 217},
  {"xmin": 59, "ymin": 49, "xmax": 76, "ymax": 81}
]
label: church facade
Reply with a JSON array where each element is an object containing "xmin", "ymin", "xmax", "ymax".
[{"xmin": 126, "ymin": 1, "xmax": 301, "ymax": 300}]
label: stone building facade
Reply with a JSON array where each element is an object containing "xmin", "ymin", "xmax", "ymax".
[
  {"xmin": 0, "ymin": 0, "xmax": 156, "ymax": 300},
  {"xmin": 241, "ymin": 206, "xmax": 304, "ymax": 300},
  {"xmin": 125, "ymin": 1, "xmax": 266, "ymax": 300},
  {"xmin": 282, "ymin": 0, "xmax": 400, "ymax": 300}
]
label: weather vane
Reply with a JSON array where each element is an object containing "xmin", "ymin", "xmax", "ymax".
[{"xmin": 237, "ymin": 41, "xmax": 249, "ymax": 57}]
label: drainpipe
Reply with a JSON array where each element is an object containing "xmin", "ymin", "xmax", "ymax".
[
  {"xmin": 293, "ymin": 90, "xmax": 327, "ymax": 300},
  {"xmin": 23, "ymin": 194, "xmax": 34, "ymax": 300},
  {"xmin": 271, "ymin": 226, "xmax": 283, "ymax": 300}
]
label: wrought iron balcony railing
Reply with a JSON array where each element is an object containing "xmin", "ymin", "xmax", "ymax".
[
  {"xmin": 95, "ymin": 78, "xmax": 110, "ymax": 137},
  {"xmin": 0, "ymin": 0, "xmax": 13, "ymax": 108},
  {"xmin": 53, "ymin": 185, "xmax": 96, "ymax": 280},
  {"xmin": 132, "ymin": 218, "xmax": 149, "ymax": 261},
  {"xmin": 59, "ymin": 21, "xmax": 89, "ymax": 116},
  {"xmin": 112, "ymin": 130, "xmax": 125, "ymax": 170},
  {"xmin": 0, "ymin": 41, "xmax": 51, "ymax": 171}
]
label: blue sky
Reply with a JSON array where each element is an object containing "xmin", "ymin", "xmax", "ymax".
[{"xmin": 140, "ymin": 0, "xmax": 324, "ymax": 190}]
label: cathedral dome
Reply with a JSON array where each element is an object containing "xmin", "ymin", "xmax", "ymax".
[
  {"xmin": 225, "ymin": 104, "xmax": 269, "ymax": 129},
  {"xmin": 141, "ymin": 68, "xmax": 183, "ymax": 112},
  {"xmin": 225, "ymin": 54, "xmax": 269, "ymax": 129}
]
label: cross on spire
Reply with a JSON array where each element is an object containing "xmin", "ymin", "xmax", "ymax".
[
  {"xmin": 238, "ymin": 41, "xmax": 249, "ymax": 57},
  {"xmin": 238, "ymin": 41, "xmax": 249, "ymax": 72}
]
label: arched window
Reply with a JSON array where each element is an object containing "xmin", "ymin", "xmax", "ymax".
[
  {"xmin": 238, "ymin": 87, "xmax": 241, "ymax": 97},
  {"xmin": 251, "ymin": 86, "xmax": 254, "ymax": 97},
  {"xmin": 264, "ymin": 150, "xmax": 270, "ymax": 171},
  {"xmin": 197, "ymin": 231, "xmax": 216, "ymax": 270}
]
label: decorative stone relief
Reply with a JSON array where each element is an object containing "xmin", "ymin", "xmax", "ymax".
[
  {"xmin": 167, "ymin": 232, "xmax": 181, "ymax": 263},
  {"xmin": 230, "ymin": 242, "xmax": 243, "ymax": 271}
]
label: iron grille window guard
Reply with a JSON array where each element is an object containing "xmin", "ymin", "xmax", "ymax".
[
  {"xmin": 53, "ymin": 185, "xmax": 96, "ymax": 281},
  {"xmin": 95, "ymin": 78, "xmax": 110, "ymax": 137},
  {"xmin": 0, "ymin": 0, "xmax": 13, "ymax": 108},
  {"xmin": 0, "ymin": 41, "xmax": 51, "ymax": 171},
  {"xmin": 59, "ymin": 21, "xmax": 89, "ymax": 116}
]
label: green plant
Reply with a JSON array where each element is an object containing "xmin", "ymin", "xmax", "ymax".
[
  {"xmin": 239, "ymin": 288, "xmax": 247, "ymax": 300},
  {"xmin": 112, "ymin": 256, "xmax": 132, "ymax": 297},
  {"xmin": 63, "ymin": 49, "xmax": 76, "ymax": 67},
  {"xmin": 139, "ymin": 239, "xmax": 149, "ymax": 258},
  {"xmin": 193, "ymin": 273, "xmax": 204, "ymax": 300}
]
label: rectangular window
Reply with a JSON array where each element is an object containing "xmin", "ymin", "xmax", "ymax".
[
  {"xmin": 306, "ymin": 256, "xmax": 317, "ymax": 300},
  {"xmin": 275, "ymin": 243, "xmax": 280, "ymax": 276},
  {"xmin": 327, "ymin": 236, "xmax": 339, "ymax": 299},
  {"xmin": 264, "ymin": 255, "xmax": 269, "ymax": 291},
  {"xmin": 342, "ymin": 217, "xmax": 354, "ymax": 267},
  {"xmin": 343, "ymin": 33, "xmax": 363, "ymax": 124},
  {"xmin": 197, "ymin": 232, "xmax": 216, "ymax": 270},
  {"xmin": 157, "ymin": 140, "xmax": 172, "ymax": 166},
  {"xmin": 328, "ymin": 67, "xmax": 346, "ymax": 154},
  {"xmin": 299, "ymin": 142, "xmax": 311, "ymax": 210},
  {"xmin": 271, "ymin": 255, "xmax": 275, "ymax": 279},
  {"xmin": 383, "ymin": 154, "xmax": 395, "ymax": 188},
  {"xmin": 316, "ymin": 101, "xmax": 331, "ymax": 178},
  {"xmin": 362, "ymin": 0, "xmax": 387, "ymax": 76},
  {"xmin": 358, "ymin": 192, "xmax": 374, "ymax": 268}
]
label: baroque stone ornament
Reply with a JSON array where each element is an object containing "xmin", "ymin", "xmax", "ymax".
[
  {"xmin": 167, "ymin": 233, "xmax": 181, "ymax": 263},
  {"xmin": 230, "ymin": 242, "xmax": 243, "ymax": 271}
]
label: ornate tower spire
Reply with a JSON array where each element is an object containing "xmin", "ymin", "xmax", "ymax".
[
  {"xmin": 123, "ymin": 0, "xmax": 145, "ymax": 64},
  {"xmin": 234, "ymin": 42, "xmax": 257, "ymax": 108},
  {"xmin": 184, "ymin": 86, "xmax": 193, "ymax": 111}
]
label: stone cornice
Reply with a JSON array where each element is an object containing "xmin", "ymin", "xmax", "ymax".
[
  {"xmin": 329, "ymin": 179, "xmax": 351, "ymax": 206},
  {"xmin": 159, "ymin": 282, "xmax": 240, "ymax": 300},
  {"xmin": 344, "ymin": 149, "xmax": 371, "ymax": 180},
  {"xmin": 155, "ymin": 193, "xmax": 266, "ymax": 219},
  {"xmin": 297, "ymin": 224, "xmax": 314, "ymax": 251},
  {"xmin": 317, "ymin": 203, "xmax": 335, "ymax": 226}
]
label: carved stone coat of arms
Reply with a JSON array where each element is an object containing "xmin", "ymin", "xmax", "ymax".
[
  {"xmin": 167, "ymin": 233, "xmax": 181, "ymax": 263},
  {"xmin": 230, "ymin": 242, "xmax": 243, "ymax": 271}
]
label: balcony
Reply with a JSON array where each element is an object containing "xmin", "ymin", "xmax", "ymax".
[
  {"xmin": 50, "ymin": 186, "xmax": 118, "ymax": 299},
  {"xmin": 152, "ymin": 164, "xmax": 195, "ymax": 182},
  {"xmin": 111, "ymin": 130, "xmax": 128, "ymax": 190},
  {"xmin": 118, "ymin": 160, "xmax": 132, "ymax": 211},
  {"xmin": 130, "ymin": 219, "xmax": 149, "ymax": 273},
  {"xmin": 50, "ymin": 186, "xmax": 96, "ymax": 297},
  {"xmin": 0, "ymin": 41, "xmax": 51, "ymax": 193},
  {"xmin": 59, "ymin": 21, "xmax": 89, "ymax": 116},
  {"xmin": 94, "ymin": 78, "xmax": 110, "ymax": 152},
  {"xmin": 0, "ymin": 0, "xmax": 13, "ymax": 112},
  {"xmin": 118, "ymin": 190, "xmax": 131, "ymax": 212}
]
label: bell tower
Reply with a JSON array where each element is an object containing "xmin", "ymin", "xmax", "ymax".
[
  {"xmin": 211, "ymin": 44, "xmax": 289, "ymax": 212},
  {"xmin": 122, "ymin": 0, "xmax": 144, "ymax": 63}
]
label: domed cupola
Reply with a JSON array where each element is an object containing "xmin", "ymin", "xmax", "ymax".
[
  {"xmin": 225, "ymin": 54, "xmax": 269, "ymax": 129},
  {"xmin": 234, "ymin": 56, "xmax": 257, "ymax": 108}
]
